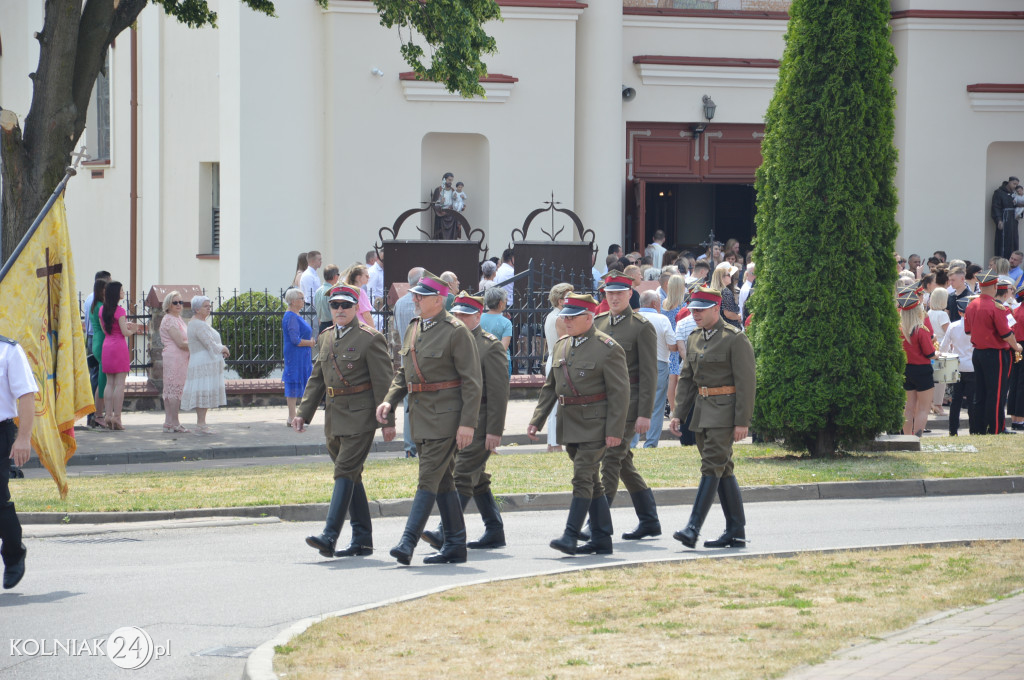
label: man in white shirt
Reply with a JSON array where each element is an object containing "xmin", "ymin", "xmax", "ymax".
[
  {"xmin": 366, "ymin": 250, "xmax": 385, "ymax": 305},
  {"xmin": 939, "ymin": 296, "xmax": 977, "ymax": 435},
  {"xmin": 0, "ymin": 336, "xmax": 39, "ymax": 589},
  {"xmin": 645, "ymin": 230, "xmax": 667, "ymax": 269},
  {"xmin": 637, "ymin": 291, "xmax": 676, "ymax": 448},
  {"xmin": 299, "ymin": 250, "xmax": 322, "ymax": 305},
  {"xmin": 496, "ymin": 248, "xmax": 516, "ymax": 306}
]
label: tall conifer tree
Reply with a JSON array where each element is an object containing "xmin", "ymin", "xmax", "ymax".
[{"xmin": 748, "ymin": 0, "xmax": 904, "ymax": 456}]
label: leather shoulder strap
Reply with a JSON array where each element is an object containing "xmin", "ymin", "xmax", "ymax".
[
  {"xmin": 408, "ymin": 322, "xmax": 427, "ymax": 385},
  {"xmin": 560, "ymin": 340, "xmax": 581, "ymax": 397}
]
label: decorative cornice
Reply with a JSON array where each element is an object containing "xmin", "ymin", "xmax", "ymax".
[
  {"xmin": 623, "ymin": 8, "xmax": 789, "ymax": 21},
  {"xmin": 634, "ymin": 56, "xmax": 778, "ymax": 89},
  {"xmin": 634, "ymin": 55, "xmax": 780, "ymax": 69},
  {"xmin": 966, "ymin": 84, "xmax": 1024, "ymax": 112},
  {"xmin": 326, "ymin": 0, "xmax": 584, "ymax": 18},
  {"xmin": 398, "ymin": 72, "xmax": 518, "ymax": 103},
  {"xmin": 890, "ymin": 10, "xmax": 1024, "ymax": 21}
]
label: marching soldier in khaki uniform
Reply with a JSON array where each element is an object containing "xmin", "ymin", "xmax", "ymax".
[
  {"xmin": 294, "ymin": 285, "xmax": 396, "ymax": 558},
  {"xmin": 527, "ymin": 294, "xmax": 630, "ymax": 555},
  {"xmin": 422, "ymin": 292, "xmax": 511, "ymax": 551},
  {"xmin": 669, "ymin": 286, "xmax": 756, "ymax": 549},
  {"xmin": 376, "ymin": 272, "xmax": 482, "ymax": 565},
  {"xmin": 584, "ymin": 271, "xmax": 662, "ymax": 549}
]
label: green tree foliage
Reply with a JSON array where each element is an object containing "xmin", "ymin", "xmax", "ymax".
[
  {"xmin": 1, "ymin": 0, "xmax": 499, "ymax": 259},
  {"xmin": 212, "ymin": 291, "xmax": 287, "ymax": 379},
  {"xmin": 748, "ymin": 0, "xmax": 904, "ymax": 456}
]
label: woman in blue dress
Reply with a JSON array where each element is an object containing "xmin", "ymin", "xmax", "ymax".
[
  {"xmin": 282, "ymin": 288, "xmax": 315, "ymax": 426},
  {"xmin": 479, "ymin": 286, "xmax": 514, "ymax": 375}
]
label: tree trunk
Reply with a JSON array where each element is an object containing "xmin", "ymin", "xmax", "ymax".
[
  {"xmin": 0, "ymin": 110, "xmax": 44, "ymax": 262},
  {"xmin": 806, "ymin": 424, "xmax": 838, "ymax": 458}
]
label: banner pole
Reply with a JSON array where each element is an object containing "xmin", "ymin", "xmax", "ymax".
[{"xmin": 0, "ymin": 165, "xmax": 77, "ymax": 285}]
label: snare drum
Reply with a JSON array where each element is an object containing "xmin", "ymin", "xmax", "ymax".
[{"xmin": 931, "ymin": 353, "xmax": 960, "ymax": 384}]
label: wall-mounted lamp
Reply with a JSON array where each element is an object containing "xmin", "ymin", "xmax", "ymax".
[
  {"xmin": 702, "ymin": 94, "xmax": 717, "ymax": 122},
  {"xmin": 371, "ymin": 67, "xmax": 384, "ymax": 77},
  {"xmin": 622, "ymin": 85, "xmax": 636, "ymax": 101}
]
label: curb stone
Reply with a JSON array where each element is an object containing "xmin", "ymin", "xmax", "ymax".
[{"xmin": 18, "ymin": 476, "xmax": 1023, "ymax": 525}]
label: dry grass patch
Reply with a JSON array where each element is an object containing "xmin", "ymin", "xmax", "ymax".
[{"xmin": 274, "ymin": 541, "xmax": 1024, "ymax": 680}]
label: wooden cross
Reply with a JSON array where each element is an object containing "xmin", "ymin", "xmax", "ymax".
[
  {"xmin": 71, "ymin": 145, "xmax": 89, "ymax": 169},
  {"xmin": 36, "ymin": 248, "xmax": 63, "ymax": 374}
]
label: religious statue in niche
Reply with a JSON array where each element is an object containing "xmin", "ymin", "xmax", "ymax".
[{"xmin": 430, "ymin": 172, "xmax": 460, "ymax": 240}]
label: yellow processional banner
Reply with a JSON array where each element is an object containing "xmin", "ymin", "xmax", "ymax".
[{"xmin": 0, "ymin": 195, "xmax": 94, "ymax": 497}]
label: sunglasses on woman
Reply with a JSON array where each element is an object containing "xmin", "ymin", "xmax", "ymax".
[
  {"xmin": 330, "ymin": 301, "xmax": 355, "ymax": 310},
  {"xmin": 171, "ymin": 301, "xmax": 184, "ymax": 306}
]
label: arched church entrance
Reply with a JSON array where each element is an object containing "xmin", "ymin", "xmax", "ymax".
[{"xmin": 625, "ymin": 122, "xmax": 764, "ymax": 257}]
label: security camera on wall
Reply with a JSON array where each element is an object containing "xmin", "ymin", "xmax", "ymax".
[{"xmin": 622, "ymin": 86, "xmax": 636, "ymax": 102}]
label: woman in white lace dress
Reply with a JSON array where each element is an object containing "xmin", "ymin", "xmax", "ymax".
[{"xmin": 180, "ymin": 295, "xmax": 230, "ymax": 434}]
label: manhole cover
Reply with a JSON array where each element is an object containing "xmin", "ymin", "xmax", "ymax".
[
  {"xmin": 52, "ymin": 537, "xmax": 143, "ymax": 544},
  {"xmin": 196, "ymin": 646, "xmax": 255, "ymax": 658}
]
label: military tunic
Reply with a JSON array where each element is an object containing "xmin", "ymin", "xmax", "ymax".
[
  {"xmin": 673, "ymin": 317, "xmax": 756, "ymax": 477},
  {"xmin": 297, "ymin": 319, "xmax": 395, "ymax": 480},
  {"xmin": 530, "ymin": 326, "xmax": 630, "ymax": 498},
  {"xmin": 453, "ymin": 325, "xmax": 511, "ymax": 497},
  {"xmin": 593, "ymin": 307, "xmax": 658, "ymax": 496},
  {"xmin": 384, "ymin": 311, "xmax": 482, "ymax": 493}
]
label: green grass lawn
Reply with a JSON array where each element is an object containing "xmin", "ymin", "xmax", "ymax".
[{"xmin": 15, "ymin": 435, "xmax": 1022, "ymax": 513}]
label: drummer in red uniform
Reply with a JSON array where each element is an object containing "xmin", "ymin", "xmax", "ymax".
[
  {"xmin": 898, "ymin": 288, "xmax": 936, "ymax": 437},
  {"xmin": 1008, "ymin": 284, "xmax": 1024, "ymax": 431},
  {"xmin": 963, "ymin": 270, "xmax": 1022, "ymax": 435}
]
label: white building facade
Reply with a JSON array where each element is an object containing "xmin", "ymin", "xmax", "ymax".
[{"xmin": 0, "ymin": 0, "xmax": 1022, "ymax": 295}]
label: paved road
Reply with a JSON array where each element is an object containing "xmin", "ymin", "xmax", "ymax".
[{"xmin": 1, "ymin": 493, "xmax": 1021, "ymax": 680}]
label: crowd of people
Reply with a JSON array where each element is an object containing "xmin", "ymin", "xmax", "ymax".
[{"xmin": 895, "ymin": 250, "xmax": 1024, "ymax": 436}]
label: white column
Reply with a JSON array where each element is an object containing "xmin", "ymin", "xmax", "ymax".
[
  {"xmin": 218, "ymin": 0, "xmax": 242, "ymax": 290},
  {"xmin": 139, "ymin": 12, "xmax": 163, "ymax": 288},
  {"xmin": 574, "ymin": 2, "xmax": 622, "ymax": 254}
]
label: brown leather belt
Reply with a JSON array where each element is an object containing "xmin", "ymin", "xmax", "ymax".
[
  {"xmin": 698, "ymin": 385, "xmax": 736, "ymax": 398},
  {"xmin": 409, "ymin": 379, "xmax": 462, "ymax": 393},
  {"xmin": 559, "ymin": 393, "xmax": 606, "ymax": 406},
  {"xmin": 327, "ymin": 383, "xmax": 371, "ymax": 397}
]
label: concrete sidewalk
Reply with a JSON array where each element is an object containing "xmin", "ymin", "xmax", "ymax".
[
  {"xmin": 784, "ymin": 591, "xmax": 1024, "ymax": 679},
  {"xmin": 33, "ymin": 399, "xmax": 931, "ymax": 470}
]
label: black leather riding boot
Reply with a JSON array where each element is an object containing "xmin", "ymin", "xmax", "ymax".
[
  {"xmin": 673, "ymin": 475, "xmax": 719, "ymax": 548},
  {"xmin": 424, "ymin": 491, "xmax": 468, "ymax": 564},
  {"xmin": 467, "ymin": 490, "xmax": 506, "ymax": 549},
  {"xmin": 550, "ymin": 497, "xmax": 592, "ymax": 556},
  {"xmin": 576, "ymin": 495, "xmax": 614, "ymax": 555},
  {"xmin": 305, "ymin": 478, "xmax": 354, "ymax": 558},
  {"xmin": 704, "ymin": 476, "xmax": 746, "ymax": 548},
  {"xmin": 621, "ymin": 488, "xmax": 662, "ymax": 540},
  {"xmin": 390, "ymin": 490, "xmax": 437, "ymax": 565},
  {"xmin": 579, "ymin": 493, "xmax": 613, "ymax": 542},
  {"xmin": 335, "ymin": 481, "xmax": 373, "ymax": 557},
  {"xmin": 421, "ymin": 492, "xmax": 470, "ymax": 550}
]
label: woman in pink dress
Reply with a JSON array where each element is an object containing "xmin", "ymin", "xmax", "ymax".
[
  {"xmin": 100, "ymin": 281, "xmax": 135, "ymax": 430},
  {"xmin": 159, "ymin": 291, "xmax": 190, "ymax": 433},
  {"xmin": 344, "ymin": 264, "xmax": 373, "ymax": 326}
]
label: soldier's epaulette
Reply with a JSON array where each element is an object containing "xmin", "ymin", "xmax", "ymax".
[
  {"xmin": 634, "ymin": 313, "xmax": 651, "ymax": 325},
  {"xmin": 595, "ymin": 311, "xmax": 610, "ymax": 318},
  {"xmin": 994, "ymin": 301, "xmax": 1006, "ymax": 311},
  {"xmin": 0, "ymin": 335, "xmax": 15, "ymax": 345},
  {"xmin": 358, "ymin": 324, "xmax": 379, "ymax": 335},
  {"xmin": 558, "ymin": 334, "xmax": 570, "ymax": 341},
  {"xmin": 318, "ymin": 327, "xmax": 333, "ymax": 337},
  {"xmin": 724, "ymin": 324, "xmax": 742, "ymax": 334},
  {"xmin": 482, "ymin": 331, "xmax": 498, "ymax": 342}
]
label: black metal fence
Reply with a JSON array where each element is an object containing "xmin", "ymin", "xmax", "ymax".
[{"xmin": 79, "ymin": 262, "xmax": 588, "ymax": 379}]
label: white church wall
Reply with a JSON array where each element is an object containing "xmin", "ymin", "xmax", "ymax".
[
  {"xmin": 892, "ymin": 14, "xmax": 1024, "ymax": 264},
  {"xmin": 322, "ymin": 2, "xmax": 580, "ymax": 273}
]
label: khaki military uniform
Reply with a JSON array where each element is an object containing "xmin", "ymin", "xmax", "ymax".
[
  {"xmin": 593, "ymin": 308, "xmax": 657, "ymax": 496},
  {"xmin": 297, "ymin": 319, "xmax": 395, "ymax": 480},
  {"xmin": 385, "ymin": 311, "xmax": 482, "ymax": 493},
  {"xmin": 673, "ymin": 317, "xmax": 756, "ymax": 477},
  {"xmin": 530, "ymin": 326, "xmax": 630, "ymax": 498},
  {"xmin": 453, "ymin": 325, "xmax": 510, "ymax": 497}
]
